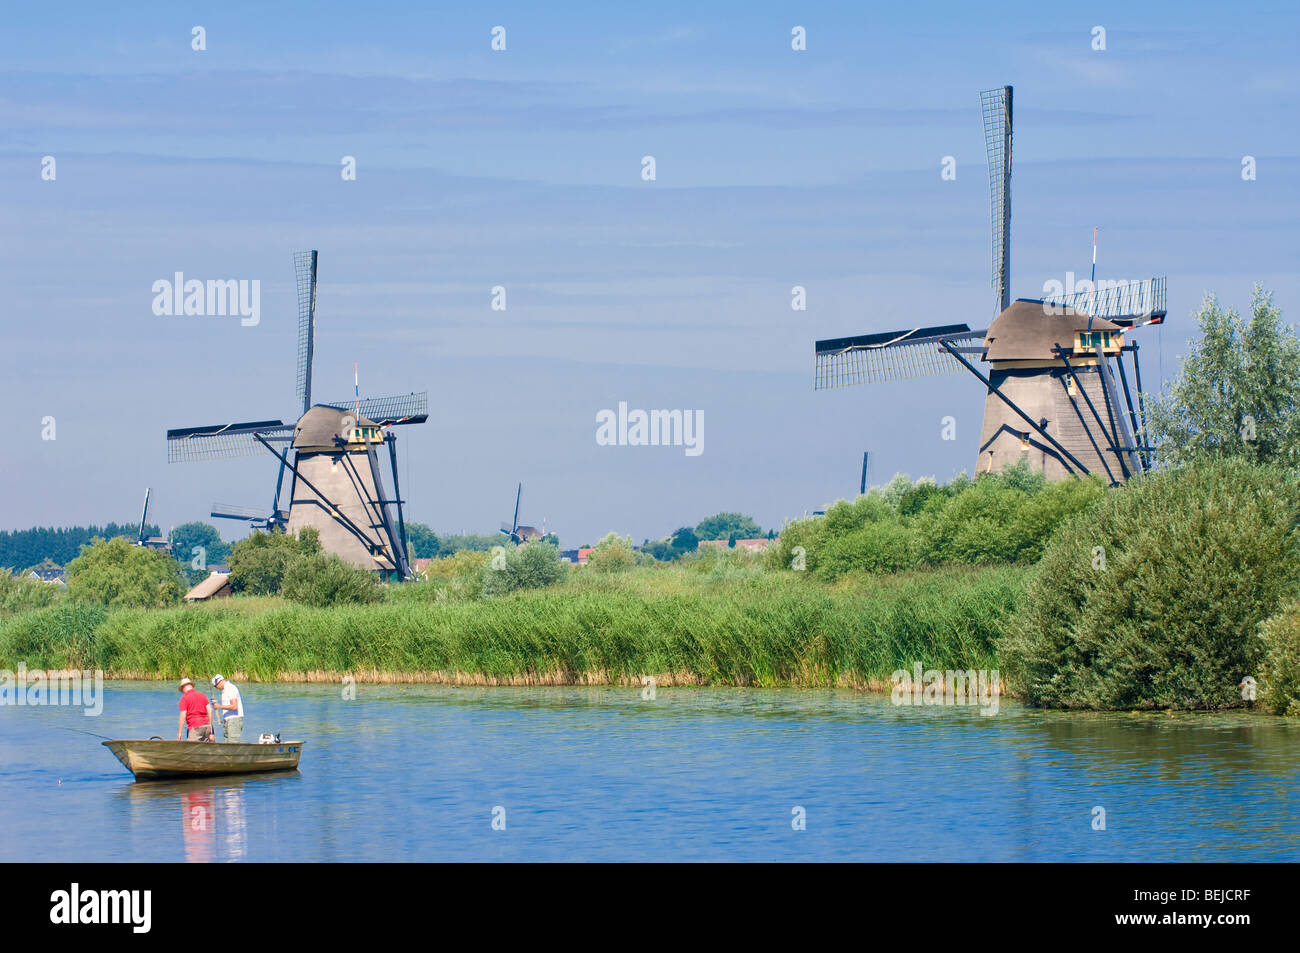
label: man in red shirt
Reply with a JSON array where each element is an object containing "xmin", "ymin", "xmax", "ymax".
[{"xmin": 176, "ymin": 677, "xmax": 217, "ymax": 742}]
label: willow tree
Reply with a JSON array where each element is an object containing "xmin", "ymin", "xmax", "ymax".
[{"xmin": 1147, "ymin": 286, "xmax": 1300, "ymax": 467}]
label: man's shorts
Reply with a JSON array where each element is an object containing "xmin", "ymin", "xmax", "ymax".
[
  {"xmin": 188, "ymin": 724, "xmax": 214, "ymax": 742},
  {"xmin": 223, "ymin": 716, "xmax": 243, "ymax": 743}
]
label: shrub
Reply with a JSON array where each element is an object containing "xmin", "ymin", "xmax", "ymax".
[
  {"xmin": 65, "ymin": 537, "xmax": 185, "ymax": 608},
  {"xmin": 481, "ymin": 541, "xmax": 567, "ymax": 596},
  {"xmin": 281, "ymin": 552, "xmax": 382, "ymax": 607},
  {"xmin": 1001, "ymin": 459, "xmax": 1300, "ymax": 710},
  {"xmin": 1258, "ymin": 604, "xmax": 1300, "ymax": 716},
  {"xmin": 417, "ymin": 549, "xmax": 492, "ymax": 580},
  {"xmin": 765, "ymin": 469, "xmax": 1104, "ymax": 580},
  {"xmin": 227, "ymin": 528, "xmax": 321, "ymax": 595},
  {"xmin": 586, "ymin": 533, "xmax": 636, "ymax": 574},
  {"xmin": 815, "ymin": 522, "xmax": 916, "ymax": 579},
  {"xmin": 0, "ymin": 571, "xmax": 63, "ymax": 613}
]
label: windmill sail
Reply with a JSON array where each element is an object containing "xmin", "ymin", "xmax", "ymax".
[
  {"xmin": 210, "ymin": 502, "xmax": 273, "ymax": 523},
  {"xmin": 814, "ymin": 324, "xmax": 983, "ymax": 389},
  {"xmin": 167, "ymin": 420, "xmax": 295, "ymax": 462},
  {"xmin": 1039, "ymin": 276, "xmax": 1167, "ymax": 326},
  {"xmin": 137, "ymin": 488, "xmax": 151, "ymax": 543},
  {"xmin": 320, "ymin": 392, "xmax": 429, "ymax": 426},
  {"xmin": 980, "ymin": 86, "xmax": 1012, "ymax": 314},
  {"xmin": 294, "ymin": 250, "xmax": 318, "ymax": 416}
]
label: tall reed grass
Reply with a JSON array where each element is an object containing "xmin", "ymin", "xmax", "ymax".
[{"xmin": 0, "ymin": 565, "xmax": 1025, "ymax": 688}]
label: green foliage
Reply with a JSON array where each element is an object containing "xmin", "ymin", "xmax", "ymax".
[
  {"xmin": 281, "ymin": 552, "xmax": 383, "ymax": 607},
  {"xmin": 694, "ymin": 512, "xmax": 764, "ymax": 541},
  {"xmin": 64, "ymin": 537, "xmax": 184, "ymax": 608},
  {"xmin": 1001, "ymin": 459, "xmax": 1300, "ymax": 710},
  {"xmin": 226, "ymin": 528, "xmax": 321, "ymax": 595},
  {"xmin": 435, "ymin": 532, "xmax": 505, "ymax": 554},
  {"xmin": 170, "ymin": 522, "xmax": 231, "ymax": 584},
  {"xmin": 1, "ymin": 564, "xmax": 1025, "ymax": 687},
  {"xmin": 641, "ymin": 526, "xmax": 700, "ymax": 561},
  {"xmin": 1258, "ymin": 604, "xmax": 1300, "ymax": 716},
  {"xmin": 481, "ymin": 541, "xmax": 567, "ymax": 596},
  {"xmin": 765, "ymin": 467, "xmax": 1104, "ymax": 580},
  {"xmin": 411, "ymin": 549, "xmax": 491, "ymax": 601},
  {"xmin": 417, "ymin": 549, "xmax": 491, "ymax": 579},
  {"xmin": 1147, "ymin": 286, "xmax": 1300, "ymax": 467},
  {"xmin": 403, "ymin": 522, "xmax": 442, "ymax": 559},
  {"xmin": 0, "ymin": 522, "xmax": 158, "ymax": 570},
  {"xmin": 586, "ymin": 533, "xmax": 636, "ymax": 573},
  {"xmin": 0, "ymin": 603, "xmax": 107, "ymax": 669},
  {"xmin": 0, "ymin": 571, "xmax": 64, "ymax": 614}
]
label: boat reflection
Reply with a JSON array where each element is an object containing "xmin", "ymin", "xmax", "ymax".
[{"xmin": 119, "ymin": 772, "xmax": 300, "ymax": 862}]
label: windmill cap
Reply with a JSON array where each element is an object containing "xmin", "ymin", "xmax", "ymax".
[
  {"xmin": 983, "ymin": 301, "xmax": 1122, "ymax": 363},
  {"xmin": 292, "ymin": 405, "xmax": 379, "ymax": 449}
]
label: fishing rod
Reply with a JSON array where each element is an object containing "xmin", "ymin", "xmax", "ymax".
[{"xmin": 60, "ymin": 726, "xmax": 114, "ymax": 741}]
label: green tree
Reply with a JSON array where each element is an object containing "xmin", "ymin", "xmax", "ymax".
[
  {"xmin": 436, "ymin": 533, "xmax": 505, "ymax": 554},
  {"xmin": 65, "ymin": 537, "xmax": 185, "ymax": 608},
  {"xmin": 227, "ymin": 528, "xmax": 321, "ymax": 595},
  {"xmin": 170, "ymin": 522, "xmax": 230, "ymax": 583},
  {"xmin": 0, "ymin": 523, "xmax": 159, "ymax": 569},
  {"xmin": 1147, "ymin": 286, "xmax": 1300, "ymax": 467},
  {"xmin": 694, "ymin": 512, "xmax": 763, "ymax": 541},
  {"xmin": 670, "ymin": 526, "xmax": 699, "ymax": 554},
  {"xmin": 642, "ymin": 526, "xmax": 700, "ymax": 561},
  {"xmin": 403, "ymin": 522, "xmax": 441, "ymax": 559}
]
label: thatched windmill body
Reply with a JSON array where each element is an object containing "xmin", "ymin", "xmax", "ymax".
[
  {"xmin": 166, "ymin": 251, "xmax": 427, "ymax": 578},
  {"xmin": 814, "ymin": 87, "xmax": 1166, "ymax": 484}
]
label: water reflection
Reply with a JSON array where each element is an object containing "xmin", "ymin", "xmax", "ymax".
[{"xmin": 120, "ymin": 772, "xmax": 299, "ymax": 862}]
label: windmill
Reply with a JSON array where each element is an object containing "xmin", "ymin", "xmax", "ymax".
[
  {"xmin": 814, "ymin": 86, "xmax": 1166, "ymax": 485},
  {"xmin": 166, "ymin": 251, "xmax": 427, "ymax": 579},
  {"xmin": 499, "ymin": 482, "xmax": 545, "ymax": 544},
  {"xmin": 134, "ymin": 487, "xmax": 171, "ymax": 551}
]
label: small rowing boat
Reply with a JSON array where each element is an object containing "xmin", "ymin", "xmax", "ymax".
[{"xmin": 103, "ymin": 739, "xmax": 304, "ymax": 781}]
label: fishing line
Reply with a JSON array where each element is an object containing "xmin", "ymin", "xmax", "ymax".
[{"xmin": 60, "ymin": 726, "xmax": 114, "ymax": 741}]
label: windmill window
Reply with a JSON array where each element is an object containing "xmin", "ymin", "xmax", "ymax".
[
  {"xmin": 1066, "ymin": 375, "xmax": 1077, "ymax": 396},
  {"xmin": 1075, "ymin": 331, "xmax": 1115, "ymax": 350},
  {"xmin": 1020, "ymin": 433, "xmax": 1030, "ymax": 451}
]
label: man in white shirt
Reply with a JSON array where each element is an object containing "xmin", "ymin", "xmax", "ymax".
[{"xmin": 211, "ymin": 675, "xmax": 245, "ymax": 743}]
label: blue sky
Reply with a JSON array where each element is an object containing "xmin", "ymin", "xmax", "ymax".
[{"xmin": 2, "ymin": 1, "xmax": 1297, "ymax": 546}]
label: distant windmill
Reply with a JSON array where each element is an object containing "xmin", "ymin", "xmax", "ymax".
[
  {"xmin": 500, "ymin": 482, "xmax": 545, "ymax": 544},
  {"xmin": 813, "ymin": 86, "xmax": 1166, "ymax": 484},
  {"xmin": 166, "ymin": 251, "xmax": 427, "ymax": 578},
  {"xmin": 134, "ymin": 488, "xmax": 171, "ymax": 551}
]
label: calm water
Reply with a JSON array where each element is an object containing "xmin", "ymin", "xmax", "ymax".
[{"xmin": 1, "ymin": 681, "xmax": 1297, "ymax": 861}]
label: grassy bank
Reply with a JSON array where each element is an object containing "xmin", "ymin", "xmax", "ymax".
[{"xmin": 0, "ymin": 564, "xmax": 1025, "ymax": 689}]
